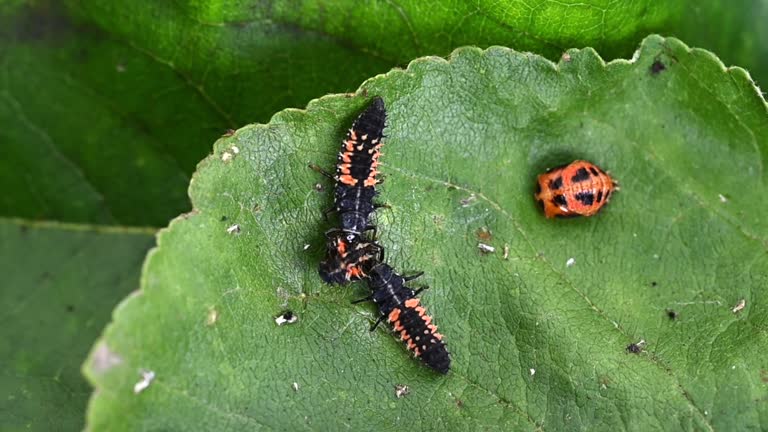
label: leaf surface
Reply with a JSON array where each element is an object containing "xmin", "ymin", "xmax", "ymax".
[
  {"xmin": 0, "ymin": 219, "xmax": 153, "ymax": 431},
  {"xmin": 84, "ymin": 36, "xmax": 768, "ymax": 431}
]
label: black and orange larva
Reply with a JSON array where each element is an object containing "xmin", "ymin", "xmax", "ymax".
[
  {"xmin": 313, "ymin": 97, "xmax": 387, "ymax": 285},
  {"xmin": 331, "ymin": 96, "xmax": 386, "ymax": 237},
  {"xmin": 318, "ymin": 233, "xmax": 382, "ymax": 285},
  {"xmin": 360, "ymin": 262, "xmax": 451, "ymax": 374}
]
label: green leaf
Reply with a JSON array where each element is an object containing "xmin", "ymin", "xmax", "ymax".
[
  {"xmin": 84, "ymin": 36, "xmax": 768, "ymax": 430},
  {"xmin": 0, "ymin": 3, "xmax": 207, "ymax": 226},
  {"xmin": 0, "ymin": 219, "xmax": 153, "ymax": 431}
]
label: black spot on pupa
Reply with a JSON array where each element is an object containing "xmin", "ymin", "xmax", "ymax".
[
  {"xmin": 589, "ymin": 167, "xmax": 599, "ymax": 176},
  {"xmin": 571, "ymin": 168, "xmax": 590, "ymax": 183},
  {"xmin": 549, "ymin": 176, "xmax": 563, "ymax": 190},
  {"xmin": 553, "ymin": 195, "xmax": 567, "ymax": 207},
  {"xmin": 535, "ymin": 182, "xmax": 541, "ymax": 195},
  {"xmin": 574, "ymin": 192, "xmax": 595, "ymax": 206},
  {"xmin": 596, "ymin": 190, "xmax": 604, "ymax": 203},
  {"xmin": 651, "ymin": 60, "xmax": 666, "ymax": 75}
]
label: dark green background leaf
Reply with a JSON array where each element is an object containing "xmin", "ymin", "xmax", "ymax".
[
  {"xmin": 674, "ymin": 0, "xmax": 768, "ymax": 97},
  {"xmin": 0, "ymin": 219, "xmax": 153, "ymax": 431},
  {"xmin": 84, "ymin": 37, "xmax": 768, "ymax": 430}
]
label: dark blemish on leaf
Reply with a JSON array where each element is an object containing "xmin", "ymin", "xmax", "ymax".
[
  {"xmin": 574, "ymin": 192, "xmax": 594, "ymax": 206},
  {"xmin": 760, "ymin": 370, "xmax": 768, "ymax": 383},
  {"xmin": 455, "ymin": 399, "xmax": 464, "ymax": 408},
  {"xmin": 220, "ymin": 215, "xmax": 228, "ymax": 222},
  {"xmin": 651, "ymin": 281, "xmax": 658, "ymax": 287},
  {"xmin": 599, "ymin": 375, "xmax": 612, "ymax": 389},
  {"xmin": 12, "ymin": 2, "xmax": 72, "ymax": 41},
  {"xmin": 650, "ymin": 60, "xmax": 666, "ymax": 75},
  {"xmin": 626, "ymin": 340, "xmax": 645, "ymax": 354},
  {"xmin": 19, "ymin": 224, "xmax": 29, "ymax": 234},
  {"xmin": 666, "ymin": 309, "xmax": 678, "ymax": 320},
  {"xmin": 447, "ymin": 185, "xmax": 457, "ymax": 191},
  {"xmin": 275, "ymin": 310, "xmax": 298, "ymax": 326},
  {"xmin": 549, "ymin": 176, "xmax": 563, "ymax": 190},
  {"xmin": 66, "ymin": 304, "xmax": 75, "ymax": 312},
  {"xmin": 571, "ymin": 168, "xmax": 591, "ymax": 183},
  {"xmin": 223, "ymin": 129, "xmax": 236, "ymax": 137}
]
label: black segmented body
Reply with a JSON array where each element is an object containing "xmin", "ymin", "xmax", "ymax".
[
  {"xmin": 319, "ymin": 98, "xmax": 386, "ymax": 285},
  {"xmin": 333, "ymin": 97, "xmax": 386, "ymax": 235},
  {"xmin": 367, "ymin": 263, "xmax": 451, "ymax": 374}
]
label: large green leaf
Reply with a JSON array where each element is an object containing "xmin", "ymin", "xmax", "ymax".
[
  {"xmin": 0, "ymin": 219, "xmax": 153, "ymax": 431},
  {"xmin": 0, "ymin": 2, "xmax": 211, "ymax": 226},
  {"xmin": 84, "ymin": 36, "xmax": 768, "ymax": 430}
]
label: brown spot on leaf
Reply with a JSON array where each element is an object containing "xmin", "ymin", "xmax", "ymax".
[{"xmin": 476, "ymin": 227, "xmax": 492, "ymax": 241}]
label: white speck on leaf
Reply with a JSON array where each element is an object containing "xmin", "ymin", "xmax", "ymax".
[
  {"xmin": 653, "ymin": 254, "xmax": 660, "ymax": 259},
  {"xmin": 718, "ymin": 194, "xmax": 728, "ymax": 203},
  {"xmin": 134, "ymin": 370, "xmax": 155, "ymax": 394},
  {"xmin": 566, "ymin": 258, "xmax": 575, "ymax": 267},
  {"xmin": 206, "ymin": 308, "xmax": 219, "ymax": 326},
  {"xmin": 303, "ymin": 244, "xmax": 310, "ymax": 251},
  {"xmin": 292, "ymin": 382, "xmax": 299, "ymax": 392},
  {"xmin": 529, "ymin": 368, "xmax": 536, "ymax": 376},
  {"xmin": 478, "ymin": 243, "xmax": 495, "ymax": 253},
  {"xmin": 90, "ymin": 342, "xmax": 123, "ymax": 373},
  {"xmin": 275, "ymin": 311, "xmax": 298, "ymax": 326},
  {"xmin": 732, "ymin": 299, "xmax": 746, "ymax": 313},
  {"xmin": 116, "ymin": 63, "xmax": 126, "ymax": 73},
  {"xmin": 226, "ymin": 224, "xmax": 241, "ymax": 235},
  {"xmin": 460, "ymin": 194, "xmax": 476, "ymax": 207},
  {"xmin": 231, "ymin": 146, "xmax": 240, "ymax": 154},
  {"xmin": 394, "ymin": 384, "xmax": 410, "ymax": 398},
  {"xmin": 561, "ymin": 52, "xmax": 571, "ymax": 62},
  {"xmin": 503, "ymin": 244, "xmax": 510, "ymax": 260},
  {"xmin": 221, "ymin": 151, "xmax": 233, "ymax": 162}
]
